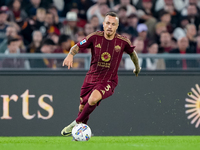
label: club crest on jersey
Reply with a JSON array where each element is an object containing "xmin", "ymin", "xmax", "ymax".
[
  {"xmin": 101, "ymin": 52, "xmax": 111, "ymax": 62},
  {"xmin": 80, "ymin": 39, "xmax": 86, "ymax": 45},
  {"xmin": 114, "ymin": 45, "xmax": 121, "ymax": 52}
]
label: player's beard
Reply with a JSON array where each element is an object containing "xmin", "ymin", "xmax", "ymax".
[
  {"xmin": 107, "ymin": 33, "xmax": 111, "ymax": 38},
  {"xmin": 106, "ymin": 30, "xmax": 115, "ymax": 38}
]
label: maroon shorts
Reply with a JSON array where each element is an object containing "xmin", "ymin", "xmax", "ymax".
[{"xmin": 80, "ymin": 81, "xmax": 117, "ymax": 106}]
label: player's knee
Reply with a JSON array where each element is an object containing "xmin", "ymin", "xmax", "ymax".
[
  {"xmin": 79, "ymin": 105, "xmax": 84, "ymax": 112},
  {"xmin": 88, "ymin": 90, "xmax": 102, "ymax": 105},
  {"xmin": 88, "ymin": 97, "xmax": 99, "ymax": 106}
]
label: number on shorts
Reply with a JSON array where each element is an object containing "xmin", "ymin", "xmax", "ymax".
[{"xmin": 105, "ymin": 84, "xmax": 111, "ymax": 91}]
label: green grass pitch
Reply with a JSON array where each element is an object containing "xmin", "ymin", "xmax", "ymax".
[{"xmin": 0, "ymin": 136, "xmax": 200, "ymax": 150}]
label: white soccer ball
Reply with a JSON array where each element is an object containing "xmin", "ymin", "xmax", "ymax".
[{"xmin": 72, "ymin": 123, "xmax": 92, "ymax": 141}]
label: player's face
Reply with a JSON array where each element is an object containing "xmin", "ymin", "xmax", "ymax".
[{"xmin": 103, "ymin": 16, "xmax": 119, "ymax": 37}]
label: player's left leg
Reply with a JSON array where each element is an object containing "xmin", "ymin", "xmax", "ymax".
[
  {"xmin": 75, "ymin": 81, "xmax": 116, "ymax": 124},
  {"xmin": 78, "ymin": 105, "xmax": 89, "ymax": 124},
  {"xmin": 61, "ymin": 82, "xmax": 116, "ymax": 136},
  {"xmin": 61, "ymin": 90, "xmax": 101, "ymax": 136},
  {"xmin": 76, "ymin": 90, "xmax": 102, "ymax": 123}
]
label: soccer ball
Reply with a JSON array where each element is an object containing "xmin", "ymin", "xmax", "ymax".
[{"xmin": 72, "ymin": 123, "xmax": 92, "ymax": 141}]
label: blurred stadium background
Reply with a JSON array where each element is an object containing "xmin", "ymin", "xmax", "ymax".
[{"xmin": 0, "ymin": 0, "xmax": 200, "ymax": 149}]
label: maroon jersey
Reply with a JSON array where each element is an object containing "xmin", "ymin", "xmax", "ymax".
[{"xmin": 77, "ymin": 31, "xmax": 135, "ymax": 85}]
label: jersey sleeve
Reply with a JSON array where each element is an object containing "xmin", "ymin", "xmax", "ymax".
[
  {"xmin": 124, "ymin": 38, "xmax": 135, "ymax": 54},
  {"xmin": 76, "ymin": 32, "xmax": 95, "ymax": 49}
]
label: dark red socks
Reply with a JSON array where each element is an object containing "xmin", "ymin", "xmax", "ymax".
[{"xmin": 76, "ymin": 102, "xmax": 97, "ymax": 123}]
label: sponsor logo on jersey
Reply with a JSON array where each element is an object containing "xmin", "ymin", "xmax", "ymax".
[
  {"xmin": 98, "ymin": 62, "xmax": 110, "ymax": 68},
  {"xmin": 95, "ymin": 43, "xmax": 101, "ymax": 48},
  {"xmin": 101, "ymin": 52, "xmax": 111, "ymax": 62},
  {"xmin": 80, "ymin": 39, "xmax": 86, "ymax": 45},
  {"xmin": 185, "ymin": 84, "xmax": 200, "ymax": 128},
  {"xmin": 114, "ymin": 45, "xmax": 121, "ymax": 52}
]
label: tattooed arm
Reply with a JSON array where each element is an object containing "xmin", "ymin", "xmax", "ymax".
[
  {"xmin": 129, "ymin": 51, "xmax": 141, "ymax": 76},
  {"xmin": 62, "ymin": 44, "xmax": 80, "ymax": 69},
  {"xmin": 69, "ymin": 44, "xmax": 80, "ymax": 56}
]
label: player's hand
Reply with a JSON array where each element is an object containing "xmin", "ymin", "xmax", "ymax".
[
  {"xmin": 133, "ymin": 67, "xmax": 141, "ymax": 77},
  {"xmin": 62, "ymin": 53, "xmax": 74, "ymax": 69}
]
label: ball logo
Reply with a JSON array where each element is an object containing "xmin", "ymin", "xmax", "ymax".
[
  {"xmin": 101, "ymin": 52, "xmax": 111, "ymax": 62},
  {"xmin": 75, "ymin": 125, "xmax": 88, "ymax": 135},
  {"xmin": 85, "ymin": 134, "xmax": 90, "ymax": 140},
  {"xmin": 185, "ymin": 84, "xmax": 200, "ymax": 128}
]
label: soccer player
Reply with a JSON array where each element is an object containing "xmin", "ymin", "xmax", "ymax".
[{"xmin": 61, "ymin": 12, "xmax": 141, "ymax": 136}]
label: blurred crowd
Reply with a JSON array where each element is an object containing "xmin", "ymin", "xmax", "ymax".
[{"xmin": 0, "ymin": 0, "xmax": 200, "ymax": 70}]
